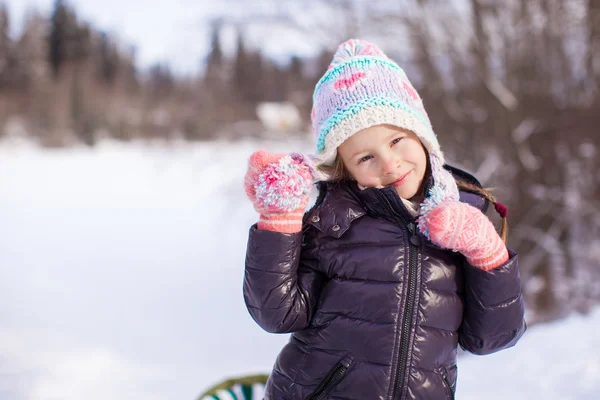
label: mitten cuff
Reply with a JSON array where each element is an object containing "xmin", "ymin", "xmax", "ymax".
[
  {"xmin": 257, "ymin": 212, "xmax": 304, "ymax": 233},
  {"xmin": 466, "ymin": 243, "xmax": 509, "ymax": 271}
]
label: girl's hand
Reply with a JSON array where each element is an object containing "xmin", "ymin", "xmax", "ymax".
[
  {"xmin": 425, "ymin": 202, "xmax": 509, "ymax": 271},
  {"xmin": 244, "ymin": 150, "xmax": 314, "ymax": 233}
]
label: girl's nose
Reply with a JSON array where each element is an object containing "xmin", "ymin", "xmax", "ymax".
[{"xmin": 381, "ymin": 154, "xmax": 401, "ymax": 175}]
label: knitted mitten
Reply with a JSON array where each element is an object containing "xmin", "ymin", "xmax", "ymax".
[
  {"xmin": 244, "ymin": 150, "xmax": 313, "ymax": 233},
  {"xmin": 425, "ymin": 202, "xmax": 509, "ymax": 271}
]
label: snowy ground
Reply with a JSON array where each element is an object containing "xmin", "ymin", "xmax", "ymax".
[{"xmin": 0, "ymin": 137, "xmax": 599, "ymax": 400}]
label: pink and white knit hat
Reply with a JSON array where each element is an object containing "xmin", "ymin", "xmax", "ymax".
[{"xmin": 310, "ymin": 39, "xmax": 460, "ymax": 238}]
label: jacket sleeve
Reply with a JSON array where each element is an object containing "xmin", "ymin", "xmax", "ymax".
[
  {"xmin": 243, "ymin": 224, "xmax": 325, "ymax": 334},
  {"xmin": 458, "ymin": 249, "xmax": 527, "ymax": 355}
]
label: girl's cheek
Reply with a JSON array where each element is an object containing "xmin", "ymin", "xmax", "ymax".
[{"xmin": 358, "ymin": 175, "xmax": 380, "ymax": 187}]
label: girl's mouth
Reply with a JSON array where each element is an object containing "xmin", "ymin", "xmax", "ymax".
[{"xmin": 392, "ymin": 170, "xmax": 412, "ymax": 187}]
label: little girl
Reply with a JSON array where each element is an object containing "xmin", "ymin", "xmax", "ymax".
[{"xmin": 243, "ymin": 39, "xmax": 525, "ymax": 400}]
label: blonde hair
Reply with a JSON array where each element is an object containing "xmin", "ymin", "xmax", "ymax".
[
  {"xmin": 317, "ymin": 154, "xmax": 508, "ymax": 242},
  {"xmin": 316, "ymin": 155, "xmax": 352, "ymax": 182}
]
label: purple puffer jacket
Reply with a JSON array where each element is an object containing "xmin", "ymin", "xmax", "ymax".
[{"xmin": 244, "ymin": 167, "xmax": 526, "ymax": 400}]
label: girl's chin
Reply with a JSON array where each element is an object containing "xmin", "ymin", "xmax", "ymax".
[{"xmin": 395, "ymin": 184, "xmax": 419, "ymax": 200}]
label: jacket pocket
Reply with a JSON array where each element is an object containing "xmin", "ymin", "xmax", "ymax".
[
  {"xmin": 439, "ymin": 365, "xmax": 457, "ymax": 400},
  {"xmin": 305, "ymin": 354, "xmax": 355, "ymax": 400}
]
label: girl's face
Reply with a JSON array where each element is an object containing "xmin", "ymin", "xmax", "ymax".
[{"xmin": 337, "ymin": 124, "xmax": 428, "ymax": 199}]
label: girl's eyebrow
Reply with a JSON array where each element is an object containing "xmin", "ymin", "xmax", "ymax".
[
  {"xmin": 387, "ymin": 130, "xmax": 405, "ymax": 140},
  {"xmin": 350, "ymin": 131, "xmax": 405, "ymax": 159},
  {"xmin": 350, "ymin": 148, "xmax": 368, "ymax": 159}
]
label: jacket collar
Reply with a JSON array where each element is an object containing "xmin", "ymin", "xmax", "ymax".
[
  {"xmin": 304, "ymin": 165, "xmax": 488, "ymax": 238},
  {"xmin": 304, "ymin": 181, "xmax": 415, "ymax": 237},
  {"xmin": 304, "ymin": 181, "xmax": 366, "ymax": 238},
  {"xmin": 351, "ymin": 183, "xmax": 417, "ymax": 225}
]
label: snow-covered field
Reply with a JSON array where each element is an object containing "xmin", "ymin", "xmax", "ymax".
[{"xmin": 1, "ymin": 137, "xmax": 599, "ymax": 400}]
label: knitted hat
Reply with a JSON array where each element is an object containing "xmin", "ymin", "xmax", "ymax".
[{"xmin": 310, "ymin": 38, "xmax": 460, "ymax": 238}]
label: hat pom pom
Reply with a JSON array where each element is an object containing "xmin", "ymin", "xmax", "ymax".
[
  {"xmin": 254, "ymin": 155, "xmax": 313, "ymax": 212},
  {"xmin": 330, "ymin": 39, "xmax": 387, "ymax": 68}
]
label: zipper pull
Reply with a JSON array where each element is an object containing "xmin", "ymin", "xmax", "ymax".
[{"xmin": 407, "ymin": 223, "xmax": 422, "ymax": 246}]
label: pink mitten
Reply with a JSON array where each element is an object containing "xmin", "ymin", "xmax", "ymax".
[
  {"xmin": 425, "ymin": 202, "xmax": 509, "ymax": 271},
  {"xmin": 244, "ymin": 150, "xmax": 314, "ymax": 233}
]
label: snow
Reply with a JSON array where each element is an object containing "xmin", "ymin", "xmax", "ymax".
[
  {"xmin": 457, "ymin": 308, "xmax": 600, "ymax": 399},
  {"xmin": 1, "ymin": 138, "xmax": 599, "ymax": 400}
]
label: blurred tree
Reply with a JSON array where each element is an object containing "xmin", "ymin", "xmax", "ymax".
[
  {"xmin": 46, "ymin": 0, "xmax": 95, "ymax": 145},
  {"xmin": 233, "ymin": 31, "xmax": 268, "ymax": 104},
  {"xmin": 233, "ymin": 32, "xmax": 249, "ymax": 99},
  {"xmin": 120, "ymin": 45, "xmax": 140, "ymax": 94},
  {"xmin": 288, "ymin": 56, "xmax": 303, "ymax": 88},
  {"xmin": 0, "ymin": 4, "xmax": 10, "ymax": 84},
  {"xmin": 48, "ymin": 0, "xmax": 68, "ymax": 78},
  {"xmin": 286, "ymin": 55, "xmax": 312, "ymax": 115},
  {"xmin": 314, "ymin": 48, "xmax": 333, "ymax": 77},
  {"xmin": 202, "ymin": 19, "xmax": 235, "ymax": 135},
  {"xmin": 10, "ymin": 10, "xmax": 52, "ymax": 138},
  {"xmin": 13, "ymin": 11, "xmax": 50, "ymax": 89},
  {"xmin": 96, "ymin": 32, "xmax": 119, "ymax": 84},
  {"xmin": 247, "ymin": 50, "xmax": 266, "ymax": 104},
  {"xmin": 205, "ymin": 19, "xmax": 226, "ymax": 85},
  {"xmin": 262, "ymin": 62, "xmax": 286, "ymax": 102},
  {"xmin": 148, "ymin": 62, "xmax": 174, "ymax": 98},
  {"xmin": 589, "ymin": 0, "xmax": 600, "ymax": 89},
  {"xmin": 48, "ymin": 0, "xmax": 91, "ymax": 78}
]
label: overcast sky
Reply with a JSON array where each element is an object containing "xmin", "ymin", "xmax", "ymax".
[{"xmin": 3, "ymin": 0, "xmax": 322, "ymax": 75}]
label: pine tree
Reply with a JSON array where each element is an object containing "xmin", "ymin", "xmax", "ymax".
[
  {"xmin": 148, "ymin": 62, "xmax": 174, "ymax": 98},
  {"xmin": 247, "ymin": 50, "xmax": 264, "ymax": 103},
  {"xmin": 202, "ymin": 19, "xmax": 232, "ymax": 130},
  {"xmin": 15, "ymin": 11, "xmax": 51, "ymax": 88},
  {"xmin": 48, "ymin": 0, "xmax": 69, "ymax": 78},
  {"xmin": 205, "ymin": 20, "xmax": 225, "ymax": 84},
  {"xmin": 589, "ymin": 0, "xmax": 600, "ymax": 90},
  {"xmin": 233, "ymin": 32, "xmax": 249, "ymax": 100},
  {"xmin": 0, "ymin": 3, "xmax": 11, "ymax": 88},
  {"xmin": 47, "ymin": 0, "xmax": 91, "ymax": 78},
  {"xmin": 97, "ymin": 32, "xmax": 118, "ymax": 84}
]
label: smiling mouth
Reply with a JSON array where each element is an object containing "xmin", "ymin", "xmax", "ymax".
[{"xmin": 389, "ymin": 170, "xmax": 412, "ymax": 187}]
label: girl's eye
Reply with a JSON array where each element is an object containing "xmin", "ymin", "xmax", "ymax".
[
  {"xmin": 358, "ymin": 155, "xmax": 373, "ymax": 164},
  {"xmin": 391, "ymin": 137, "xmax": 403, "ymax": 145}
]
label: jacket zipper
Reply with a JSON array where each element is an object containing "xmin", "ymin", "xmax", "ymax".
[
  {"xmin": 306, "ymin": 362, "xmax": 349, "ymax": 400},
  {"xmin": 377, "ymin": 192, "xmax": 421, "ymax": 400},
  {"xmin": 391, "ymin": 221, "xmax": 420, "ymax": 400}
]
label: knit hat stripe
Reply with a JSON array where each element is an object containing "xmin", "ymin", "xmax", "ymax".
[
  {"xmin": 317, "ymin": 105, "xmax": 438, "ymax": 166},
  {"xmin": 316, "ymin": 98, "xmax": 434, "ymax": 153},
  {"xmin": 312, "ymin": 57, "xmax": 406, "ymax": 102}
]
